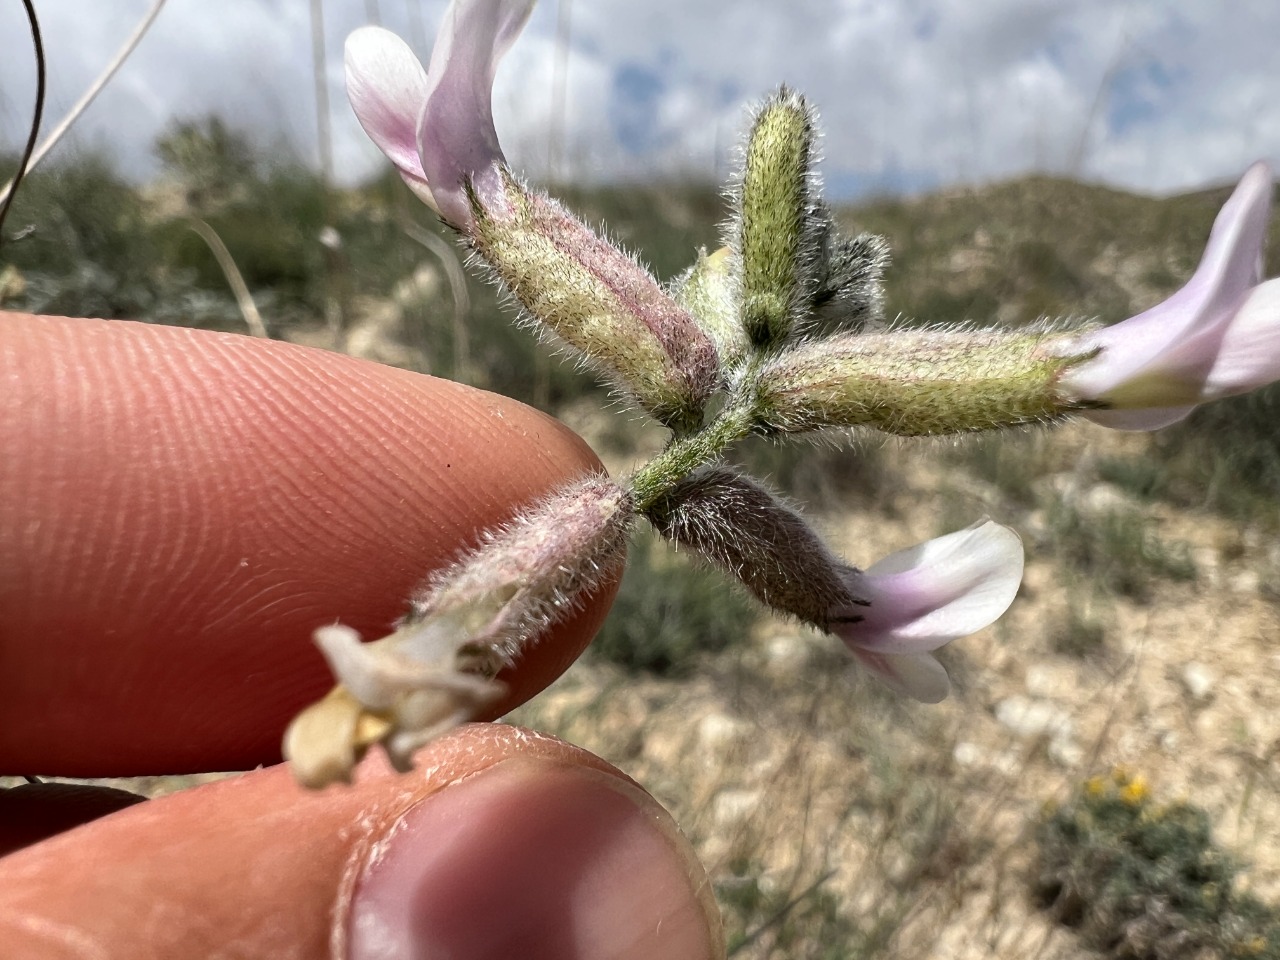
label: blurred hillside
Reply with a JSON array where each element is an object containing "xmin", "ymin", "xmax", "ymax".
[
  {"xmin": 4, "ymin": 121, "xmax": 1279, "ymax": 522},
  {"xmin": 6, "ymin": 124, "xmax": 1280, "ymax": 958}
]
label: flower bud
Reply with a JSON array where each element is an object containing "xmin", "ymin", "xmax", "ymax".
[
  {"xmin": 734, "ymin": 88, "xmax": 821, "ymax": 347},
  {"xmin": 808, "ymin": 216, "xmax": 892, "ymax": 330},
  {"xmin": 672, "ymin": 246, "xmax": 750, "ymax": 371},
  {"xmin": 756, "ymin": 327, "xmax": 1089, "ymax": 437},
  {"xmin": 471, "ymin": 173, "xmax": 721, "ymax": 432}
]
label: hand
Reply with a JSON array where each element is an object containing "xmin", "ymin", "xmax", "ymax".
[{"xmin": 0, "ymin": 314, "xmax": 722, "ymax": 959}]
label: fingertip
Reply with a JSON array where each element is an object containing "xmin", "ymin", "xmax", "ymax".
[
  {"xmin": 350, "ymin": 757, "xmax": 723, "ymax": 960},
  {"xmin": 0, "ymin": 727, "xmax": 723, "ymax": 960},
  {"xmin": 1, "ymin": 314, "xmax": 616, "ymax": 773},
  {"xmin": 0, "ymin": 783, "xmax": 147, "ymax": 858}
]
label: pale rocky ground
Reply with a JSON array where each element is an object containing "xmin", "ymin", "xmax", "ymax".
[{"xmin": 511, "ymin": 412, "xmax": 1280, "ymax": 959}]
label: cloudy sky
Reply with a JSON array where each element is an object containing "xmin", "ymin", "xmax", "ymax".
[{"xmin": 1, "ymin": 0, "xmax": 1278, "ymax": 200}]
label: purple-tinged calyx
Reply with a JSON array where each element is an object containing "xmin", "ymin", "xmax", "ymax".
[
  {"xmin": 344, "ymin": 0, "xmax": 533, "ymax": 229},
  {"xmin": 471, "ymin": 176, "xmax": 721, "ymax": 430},
  {"xmin": 646, "ymin": 470, "xmax": 1022, "ymax": 702},
  {"xmin": 828, "ymin": 521, "xmax": 1023, "ymax": 702},
  {"xmin": 283, "ymin": 476, "xmax": 633, "ymax": 788},
  {"xmin": 1060, "ymin": 162, "xmax": 1280, "ymax": 430},
  {"xmin": 646, "ymin": 468, "xmax": 866, "ymax": 626}
]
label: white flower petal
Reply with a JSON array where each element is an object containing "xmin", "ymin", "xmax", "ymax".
[
  {"xmin": 1193, "ymin": 161, "xmax": 1273, "ymax": 299},
  {"xmin": 848, "ymin": 520, "xmax": 1023, "ymax": 653},
  {"xmin": 853, "ymin": 650, "xmax": 951, "ymax": 703},
  {"xmin": 1204, "ymin": 279, "xmax": 1280, "ymax": 400},
  {"xmin": 1064, "ymin": 162, "xmax": 1275, "ymax": 418},
  {"xmin": 418, "ymin": 0, "xmax": 534, "ymax": 226},
  {"xmin": 1081, "ymin": 404, "xmax": 1197, "ymax": 431},
  {"xmin": 344, "ymin": 27, "xmax": 433, "ymax": 198},
  {"xmin": 314, "ymin": 623, "xmax": 396, "ymax": 710}
]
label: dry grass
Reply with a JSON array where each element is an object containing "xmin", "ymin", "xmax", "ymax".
[{"xmin": 512, "ymin": 423, "xmax": 1280, "ymax": 959}]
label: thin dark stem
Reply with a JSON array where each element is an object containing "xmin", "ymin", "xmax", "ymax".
[
  {"xmin": 0, "ymin": 0, "xmax": 47, "ymax": 247},
  {"xmin": 728, "ymin": 869, "xmax": 838, "ymax": 956}
]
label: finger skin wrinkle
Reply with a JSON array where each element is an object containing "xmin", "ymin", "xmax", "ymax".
[
  {"xmin": 0, "ymin": 314, "xmax": 612, "ymax": 775},
  {"xmin": 0, "ymin": 914, "xmax": 110, "ymax": 960}
]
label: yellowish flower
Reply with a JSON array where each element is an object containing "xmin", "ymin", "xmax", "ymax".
[{"xmin": 1119, "ymin": 773, "xmax": 1150, "ymax": 806}]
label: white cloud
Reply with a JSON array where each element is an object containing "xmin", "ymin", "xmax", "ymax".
[{"xmin": 1, "ymin": 0, "xmax": 1276, "ymax": 199}]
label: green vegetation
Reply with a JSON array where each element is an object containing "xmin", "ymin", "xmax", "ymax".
[
  {"xmin": 718, "ymin": 858, "xmax": 876, "ymax": 959},
  {"xmin": 1036, "ymin": 769, "xmax": 1280, "ymax": 959},
  {"xmin": 1050, "ymin": 584, "xmax": 1110, "ymax": 658},
  {"xmin": 1045, "ymin": 498, "xmax": 1196, "ymax": 602},
  {"xmin": 589, "ymin": 530, "xmax": 759, "ymax": 676}
]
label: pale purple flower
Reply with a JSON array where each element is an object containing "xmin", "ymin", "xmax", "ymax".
[
  {"xmin": 1061, "ymin": 162, "xmax": 1280, "ymax": 430},
  {"xmin": 344, "ymin": 0, "xmax": 533, "ymax": 228},
  {"xmin": 828, "ymin": 521, "xmax": 1024, "ymax": 703}
]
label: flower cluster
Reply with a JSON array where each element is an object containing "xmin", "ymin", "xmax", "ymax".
[{"xmin": 285, "ymin": 0, "xmax": 1280, "ymax": 787}]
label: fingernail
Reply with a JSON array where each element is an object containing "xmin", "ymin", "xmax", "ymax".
[{"xmin": 348, "ymin": 758, "xmax": 723, "ymax": 960}]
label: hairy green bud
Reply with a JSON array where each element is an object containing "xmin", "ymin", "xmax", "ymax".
[
  {"xmin": 735, "ymin": 88, "xmax": 819, "ymax": 347},
  {"xmin": 756, "ymin": 328, "xmax": 1094, "ymax": 436},
  {"xmin": 809, "ymin": 214, "xmax": 892, "ymax": 331},
  {"xmin": 471, "ymin": 170, "xmax": 720, "ymax": 432},
  {"xmin": 672, "ymin": 246, "xmax": 749, "ymax": 370}
]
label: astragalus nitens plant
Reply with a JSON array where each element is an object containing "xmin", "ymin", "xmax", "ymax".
[{"xmin": 285, "ymin": 0, "xmax": 1280, "ymax": 788}]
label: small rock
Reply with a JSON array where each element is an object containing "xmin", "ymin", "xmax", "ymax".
[
  {"xmin": 1049, "ymin": 737, "xmax": 1084, "ymax": 768},
  {"xmin": 1230, "ymin": 570, "xmax": 1259, "ymax": 594},
  {"xmin": 1180, "ymin": 662, "xmax": 1215, "ymax": 701},
  {"xmin": 711, "ymin": 789, "xmax": 761, "ymax": 827},
  {"xmin": 1043, "ymin": 473, "xmax": 1081, "ymax": 504},
  {"xmin": 953, "ymin": 741, "xmax": 984, "ymax": 767},
  {"xmin": 1025, "ymin": 662, "xmax": 1075, "ymax": 699},
  {"xmin": 1193, "ymin": 547, "xmax": 1219, "ymax": 583},
  {"xmin": 764, "ymin": 633, "xmax": 809, "ymax": 670},
  {"xmin": 995, "ymin": 694, "xmax": 1074, "ymax": 740},
  {"xmin": 698, "ymin": 712, "xmax": 749, "ymax": 750},
  {"xmin": 994, "ymin": 694, "xmax": 1082, "ymax": 768},
  {"xmin": 1079, "ymin": 483, "xmax": 1132, "ymax": 516}
]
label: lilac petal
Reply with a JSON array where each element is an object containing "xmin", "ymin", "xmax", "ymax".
[
  {"xmin": 836, "ymin": 520, "xmax": 1023, "ymax": 654},
  {"xmin": 345, "ymin": 27, "xmax": 436, "ymax": 207},
  {"xmin": 1079, "ymin": 403, "xmax": 1197, "ymax": 431},
  {"xmin": 1077, "ymin": 279, "xmax": 1280, "ymax": 432},
  {"xmin": 418, "ymin": 0, "xmax": 534, "ymax": 227},
  {"xmin": 852, "ymin": 650, "xmax": 951, "ymax": 703},
  {"xmin": 1191, "ymin": 161, "xmax": 1272, "ymax": 297},
  {"xmin": 1203, "ymin": 279, "xmax": 1280, "ymax": 399},
  {"xmin": 1068, "ymin": 162, "xmax": 1274, "ymax": 413}
]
